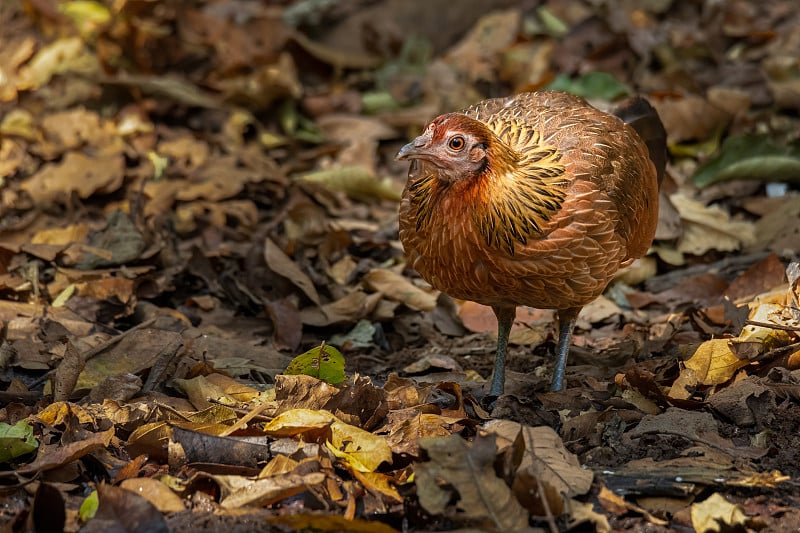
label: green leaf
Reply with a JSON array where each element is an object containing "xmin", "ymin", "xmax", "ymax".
[
  {"xmin": 79, "ymin": 490, "xmax": 99, "ymax": 522},
  {"xmin": 536, "ymin": 6, "xmax": 568, "ymax": 37},
  {"xmin": 0, "ymin": 420, "xmax": 38, "ymax": 462},
  {"xmin": 58, "ymin": 1, "xmax": 111, "ymax": 37},
  {"xmin": 692, "ymin": 134, "xmax": 800, "ymax": 188},
  {"xmin": 361, "ymin": 91, "xmax": 400, "ymax": 114},
  {"xmin": 284, "ymin": 342, "xmax": 346, "ymax": 385},
  {"xmin": 545, "ymin": 72, "xmax": 631, "ymax": 101}
]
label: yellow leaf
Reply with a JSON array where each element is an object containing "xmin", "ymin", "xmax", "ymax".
[
  {"xmin": 691, "ymin": 493, "xmax": 748, "ymax": 532},
  {"xmin": 327, "ymin": 417, "xmax": 392, "ymax": 472},
  {"xmin": 262, "ymin": 409, "xmax": 391, "ymax": 472},
  {"xmin": 262, "ymin": 408, "xmax": 336, "ymax": 438},
  {"xmin": 684, "ymin": 339, "xmax": 748, "ymax": 385},
  {"xmin": 351, "ymin": 470, "xmax": 402, "ymax": 503}
]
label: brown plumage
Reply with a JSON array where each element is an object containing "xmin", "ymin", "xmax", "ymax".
[{"xmin": 397, "ymin": 91, "xmax": 666, "ymax": 395}]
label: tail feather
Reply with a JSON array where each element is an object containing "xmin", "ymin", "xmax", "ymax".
[{"xmin": 613, "ymin": 97, "xmax": 667, "ymax": 187}]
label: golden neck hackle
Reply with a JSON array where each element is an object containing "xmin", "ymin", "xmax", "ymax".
[{"xmin": 408, "ymin": 115, "xmax": 568, "ymax": 256}]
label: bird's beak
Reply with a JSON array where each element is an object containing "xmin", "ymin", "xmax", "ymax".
[
  {"xmin": 396, "ymin": 131, "xmax": 433, "ymax": 161},
  {"xmin": 396, "ymin": 141, "xmax": 418, "ymax": 161}
]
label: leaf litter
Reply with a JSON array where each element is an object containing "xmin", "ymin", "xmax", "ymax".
[{"xmin": 1, "ymin": 0, "xmax": 800, "ymax": 531}]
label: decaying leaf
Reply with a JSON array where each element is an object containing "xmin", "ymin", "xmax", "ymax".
[
  {"xmin": 485, "ymin": 420, "xmax": 593, "ymax": 516},
  {"xmin": 119, "ymin": 478, "xmax": 185, "ymax": 513},
  {"xmin": 445, "ymin": 10, "xmax": 521, "ymax": 83},
  {"xmin": 284, "ymin": 342, "xmax": 346, "ymax": 385},
  {"xmin": 218, "ymin": 471, "xmax": 326, "ymax": 508},
  {"xmin": 0, "ymin": 420, "xmax": 38, "ymax": 462},
  {"xmin": 264, "ymin": 238, "xmax": 320, "ymax": 305},
  {"xmin": 691, "ymin": 493, "xmax": 748, "ymax": 533},
  {"xmin": 415, "ymin": 433, "xmax": 529, "ymax": 531},
  {"xmin": 670, "ymin": 193, "xmax": 756, "ymax": 255},
  {"xmin": 84, "ymin": 483, "xmax": 168, "ymax": 533},
  {"xmin": 17, "ymin": 427, "xmax": 114, "ymax": 475},
  {"xmin": 21, "ymin": 152, "xmax": 125, "ymax": 207},
  {"xmin": 597, "ymin": 485, "xmax": 668, "ymax": 525},
  {"xmin": 683, "ymin": 339, "xmax": 749, "ymax": 386},
  {"xmin": 364, "ymin": 268, "xmax": 437, "ymax": 311},
  {"xmin": 298, "ymin": 166, "xmax": 402, "ymax": 202},
  {"xmin": 263, "ymin": 409, "xmax": 392, "ymax": 472}
]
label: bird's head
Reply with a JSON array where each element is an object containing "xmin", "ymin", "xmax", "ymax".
[{"xmin": 396, "ymin": 114, "xmax": 510, "ymax": 183}]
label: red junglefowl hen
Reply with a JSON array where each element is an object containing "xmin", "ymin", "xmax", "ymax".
[{"xmin": 397, "ymin": 91, "xmax": 666, "ymax": 396}]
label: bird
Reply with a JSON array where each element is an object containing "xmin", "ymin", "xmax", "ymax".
[{"xmin": 396, "ymin": 91, "xmax": 666, "ymax": 396}]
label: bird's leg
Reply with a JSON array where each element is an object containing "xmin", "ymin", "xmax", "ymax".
[
  {"xmin": 489, "ymin": 305, "xmax": 516, "ymax": 398},
  {"xmin": 552, "ymin": 307, "xmax": 581, "ymax": 391}
]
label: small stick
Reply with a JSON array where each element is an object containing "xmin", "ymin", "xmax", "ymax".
[
  {"xmin": 219, "ymin": 402, "xmax": 273, "ymax": 437},
  {"xmin": 744, "ymin": 319, "xmax": 800, "ymax": 332}
]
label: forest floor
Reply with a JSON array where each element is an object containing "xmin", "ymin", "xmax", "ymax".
[{"xmin": 1, "ymin": 0, "xmax": 800, "ymax": 531}]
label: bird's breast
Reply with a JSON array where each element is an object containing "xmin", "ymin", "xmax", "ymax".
[{"xmin": 399, "ymin": 168, "xmax": 630, "ymax": 310}]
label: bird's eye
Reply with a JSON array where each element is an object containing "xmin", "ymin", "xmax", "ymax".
[{"xmin": 448, "ymin": 136, "xmax": 465, "ymax": 151}]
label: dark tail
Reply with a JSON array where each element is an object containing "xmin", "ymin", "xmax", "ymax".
[{"xmin": 614, "ymin": 97, "xmax": 667, "ymax": 187}]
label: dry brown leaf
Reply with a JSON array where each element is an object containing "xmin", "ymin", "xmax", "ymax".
[
  {"xmin": 157, "ymin": 135, "xmax": 209, "ymax": 173},
  {"xmin": 326, "ymin": 421, "xmax": 393, "ymax": 472},
  {"xmin": 445, "ymin": 10, "xmax": 521, "ymax": 83},
  {"xmin": 415, "ymin": 433, "xmax": 529, "ymax": 531},
  {"xmin": 21, "ymin": 152, "xmax": 125, "ymax": 207},
  {"xmin": 259, "ymin": 455, "xmax": 299, "ymax": 478},
  {"xmin": 217, "ymin": 471, "xmax": 326, "ymax": 508},
  {"xmin": 316, "ymin": 114, "xmax": 396, "ymax": 172},
  {"xmin": 16, "ymin": 37, "xmax": 100, "ymax": 91},
  {"xmin": 670, "ymin": 193, "xmax": 756, "ymax": 255},
  {"xmin": 17, "ymin": 427, "xmax": 114, "ymax": 474},
  {"xmin": 568, "ymin": 499, "xmax": 611, "ymax": 532},
  {"xmin": 176, "ymin": 156, "xmax": 267, "ymax": 202},
  {"xmin": 364, "ymin": 268, "xmax": 436, "ymax": 311},
  {"xmin": 39, "ymin": 108, "xmax": 122, "ymax": 154},
  {"xmin": 204, "ymin": 373, "xmax": 261, "ymax": 402},
  {"xmin": 382, "ymin": 409, "xmax": 464, "ymax": 457},
  {"xmin": 264, "ymin": 238, "xmax": 320, "ymax": 305},
  {"xmin": 173, "ymin": 375, "xmax": 238, "ymax": 410},
  {"xmin": 485, "ymin": 420, "xmax": 593, "ymax": 515},
  {"xmin": 90, "ymin": 483, "xmax": 168, "ymax": 533},
  {"xmin": 119, "ymin": 478, "xmax": 185, "ymax": 513},
  {"xmin": 298, "ymin": 165, "xmax": 402, "ymax": 202},
  {"xmin": 126, "ymin": 422, "xmax": 172, "ymax": 462},
  {"xmin": 73, "ymin": 277, "xmax": 135, "ymax": 303},
  {"xmin": 750, "ymin": 196, "xmax": 800, "ymax": 254},
  {"xmin": 275, "ymin": 374, "xmax": 388, "ymax": 430},
  {"xmin": 299, "ymin": 290, "xmax": 382, "ymax": 326},
  {"xmin": 351, "ymin": 470, "xmax": 402, "ymax": 504},
  {"xmin": 31, "ymin": 224, "xmax": 90, "ymax": 246},
  {"xmin": 86, "ymin": 373, "xmax": 142, "ymax": 404},
  {"xmin": 597, "ymin": 485, "xmax": 669, "ymax": 525},
  {"xmin": 724, "ymin": 253, "xmax": 787, "ymax": 301},
  {"xmin": 51, "ymin": 340, "xmax": 84, "ymax": 403},
  {"xmin": 170, "ymin": 425, "xmax": 271, "ymax": 467},
  {"xmin": 76, "ymin": 329, "xmax": 182, "ymax": 391},
  {"xmin": 37, "ymin": 401, "xmax": 95, "ymax": 426},
  {"xmin": 651, "ymin": 94, "xmax": 730, "ymax": 144}
]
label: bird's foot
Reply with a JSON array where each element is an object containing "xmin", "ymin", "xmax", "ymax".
[{"xmin": 480, "ymin": 392, "xmax": 501, "ymax": 413}]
